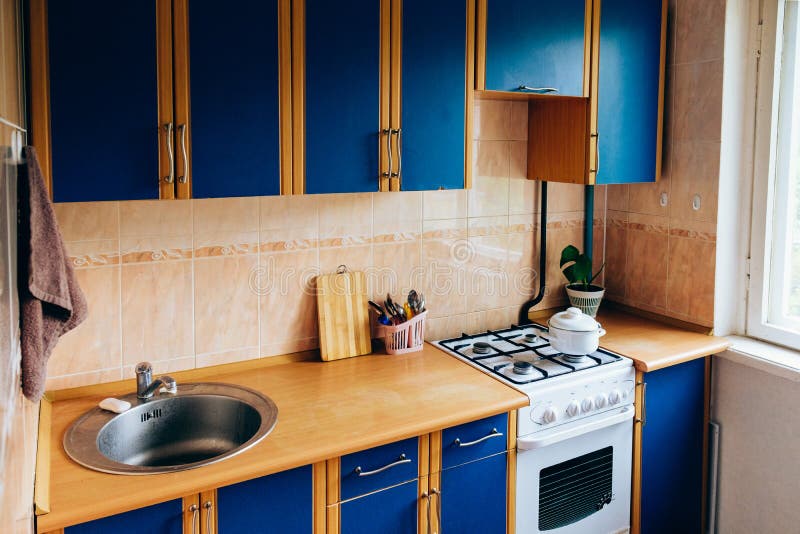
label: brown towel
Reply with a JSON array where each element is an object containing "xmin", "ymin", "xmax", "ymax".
[{"xmin": 18, "ymin": 146, "xmax": 87, "ymax": 400}]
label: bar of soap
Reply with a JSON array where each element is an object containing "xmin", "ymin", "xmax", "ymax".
[{"xmin": 99, "ymin": 398, "xmax": 131, "ymax": 414}]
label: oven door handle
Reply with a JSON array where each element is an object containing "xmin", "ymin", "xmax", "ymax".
[{"xmin": 517, "ymin": 406, "xmax": 635, "ymax": 451}]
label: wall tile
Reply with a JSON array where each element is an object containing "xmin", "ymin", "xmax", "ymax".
[
  {"xmin": 426, "ymin": 314, "xmax": 467, "ymax": 340},
  {"xmin": 260, "ymin": 195, "xmax": 319, "ymax": 250},
  {"xmin": 509, "ymin": 101, "xmax": 529, "ymax": 141},
  {"xmin": 373, "ymin": 191, "xmax": 422, "ymax": 239},
  {"xmin": 422, "ymin": 237, "xmax": 469, "ymax": 318},
  {"xmin": 603, "ymin": 211, "xmax": 629, "ymax": 299},
  {"xmin": 625, "ymin": 214, "xmax": 669, "ymax": 309},
  {"xmin": 372, "ymin": 240, "xmax": 423, "ymax": 300},
  {"xmin": 667, "ymin": 235, "xmax": 716, "ymax": 322},
  {"xmin": 507, "ymin": 231, "xmax": 537, "ymax": 306},
  {"xmin": 474, "ymin": 100, "xmax": 512, "ymax": 140},
  {"xmin": 193, "ymin": 197, "xmax": 259, "ymax": 255},
  {"xmin": 606, "ymin": 184, "xmax": 630, "ymax": 212},
  {"xmin": 670, "ymin": 140, "xmax": 720, "ymax": 222},
  {"xmin": 121, "ymin": 260, "xmax": 193, "ymax": 364},
  {"xmin": 119, "ymin": 199, "xmax": 192, "ymax": 237},
  {"xmin": 260, "ymin": 250, "xmax": 319, "ymax": 354},
  {"xmin": 48, "ymin": 266, "xmax": 121, "ymax": 377},
  {"xmin": 547, "ymin": 182, "xmax": 584, "ymax": 213},
  {"xmin": 674, "ymin": 0, "xmax": 725, "ymax": 64},
  {"xmin": 318, "ymin": 193, "xmax": 372, "ymax": 246},
  {"xmin": 672, "ymin": 59, "xmax": 723, "ymax": 142},
  {"xmin": 628, "ymin": 180, "xmax": 670, "ymax": 216},
  {"xmin": 423, "ymin": 189, "xmax": 467, "ymax": 220},
  {"xmin": 467, "ymin": 235, "xmax": 509, "ymax": 312},
  {"xmin": 194, "ymin": 255, "xmax": 259, "ymax": 354},
  {"xmin": 53, "ymin": 201, "xmax": 119, "ymax": 242}
]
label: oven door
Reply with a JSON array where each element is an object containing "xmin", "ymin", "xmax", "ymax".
[{"xmin": 516, "ymin": 406, "xmax": 634, "ymax": 534}]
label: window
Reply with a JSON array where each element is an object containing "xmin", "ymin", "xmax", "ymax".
[{"xmin": 749, "ymin": 0, "xmax": 800, "ymax": 348}]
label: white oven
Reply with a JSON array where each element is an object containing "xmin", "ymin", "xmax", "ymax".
[{"xmin": 516, "ymin": 405, "xmax": 634, "ymax": 533}]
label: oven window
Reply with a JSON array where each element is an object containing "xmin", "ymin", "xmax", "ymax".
[{"xmin": 538, "ymin": 446, "xmax": 614, "ymax": 531}]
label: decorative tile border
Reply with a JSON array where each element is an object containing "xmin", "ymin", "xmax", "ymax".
[
  {"xmin": 120, "ymin": 248, "xmax": 192, "ymax": 264},
  {"xmin": 669, "ymin": 227, "xmax": 717, "ymax": 242},
  {"xmin": 69, "ymin": 253, "xmax": 120, "ymax": 268},
  {"xmin": 194, "ymin": 243, "xmax": 259, "ymax": 258}
]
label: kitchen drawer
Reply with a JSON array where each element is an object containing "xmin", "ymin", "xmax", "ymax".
[
  {"xmin": 441, "ymin": 413, "xmax": 508, "ymax": 469},
  {"xmin": 340, "ymin": 437, "xmax": 419, "ymax": 500}
]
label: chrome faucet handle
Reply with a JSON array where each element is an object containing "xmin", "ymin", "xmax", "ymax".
[
  {"xmin": 159, "ymin": 376, "xmax": 177, "ymax": 394},
  {"xmin": 135, "ymin": 362, "xmax": 154, "ymax": 398}
]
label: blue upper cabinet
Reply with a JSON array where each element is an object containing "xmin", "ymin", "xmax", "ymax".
[
  {"xmin": 184, "ymin": 0, "xmax": 286, "ymax": 198},
  {"xmin": 43, "ymin": 0, "xmax": 170, "ymax": 202},
  {"xmin": 398, "ymin": 0, "xmax": 469, "ymax": 191},
  {"xmin": 300, "ymin": 0, "xmax": 382, "ymax": 194},
  {"xmin": 483, "ymin": 0, "xmax": 588, "ymax": 96},
  {"xmin": 594, "ymin": 0, "xmax": 666, "ymax": 184}
]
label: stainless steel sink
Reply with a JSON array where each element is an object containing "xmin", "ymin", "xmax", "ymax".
[{"xmin": 63, "ymin": 383, "xmax": 278, "ymax": 475}]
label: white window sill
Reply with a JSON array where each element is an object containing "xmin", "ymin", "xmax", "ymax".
[{"xmin": 721, "ymin": 336, "xmax": 800, "ymax": 382}]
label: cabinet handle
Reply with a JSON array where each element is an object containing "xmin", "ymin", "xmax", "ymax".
[
  {"xmin": 635, "ymin": 381, "xmax": 647, "ymax": 426},
  {"xmin": 393, "ymin": 128, "xmax": 402, "ymax": 184},
  {"xmin": 203, "ymin": 500, "xmax": 213, "ymax": 534},
  {"xmin": 517, "ymin": 85, "xmax": 559, "ymax": 94},
  {"xmin": 163, "ymin": 123, "xmax": 174, "ymax": 184},
  {"xmin": 178, "ymin": 123, "xmax": 188, "ymax": 184},
  {"xmin": 189, "ymin": 504, "xmax": 199, "ymax": 534},
  {"xmin": 382, "ymin": 128, "xmax": 393, "ymax": 182},
  {"xmin": 422, "ymin": 491, "xmax": 432, "ymax": 534},
  {"xmin": 454, "ymin": 428, "xmax": 503, "ymax": 447},
  {"xmin": 355, "ymin": 453, "xmax": 412, "ymax": 477},
  {"xmin": 431, "ymin": 488, "xmax": 441, "ymax": 534}
]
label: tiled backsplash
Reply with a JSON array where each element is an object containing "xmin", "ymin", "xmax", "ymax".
[
  {"xmin": 602, "ymin": 0, "xmax": 723, "ymax": 328},
  {"xmin": 47, "ymin": 100, "xmax": 598, "ymax": 390}
]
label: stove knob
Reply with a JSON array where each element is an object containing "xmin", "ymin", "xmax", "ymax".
[
  {"xmin": 542, "ymin": 406, "xmax": 558, "ymax": 424},
  {"xmin": 609, "ymin": 389, "xmax": 622, "ymax": 405},
  {"xmin": 581, "ymin": 397, "xmax": 594, "ymax": 413},
  {"xmin": 566, "ymin": 400, "xmax": 580, "ymax": 417},
  {"xmin": 595, "ymin": 393, "xmax": 608, "ymax": 409}
]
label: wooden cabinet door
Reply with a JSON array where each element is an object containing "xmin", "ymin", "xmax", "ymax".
[
  {"xmin": 181, "ymin": 0, "xmax": 287, "ymax": 198},
  {"xmin": 339, "ymin": 479, "xmax": 419, "ymax": 534},
  {"xmin": 300, "ymin": 0, "xmax": 383, "ymax": 194},
  {"xmin": 64, "ymin": 499, "xmax": 183, "ymax": 534},
  {"xmin": 42, "ymin": 0, "xmax": 172, "ymax": 202},
  {"xmin": 640, "ymin": 358, "xmax": 705, "ymax": 533},
  {"xmin": 483, "ymin": 0, "xmax": 588, "ymax": 96},
  {"xmin": 397, "ymin": 0, "xmax": 470, "ymax": 191},
  {"xmin": 439, "ymin": 452, "xmax": 507, "ymax": 534},
  {"xmin": 594, "ymin": 0, "xmax": 666, "ymax": 184},
  {"xmin": 216, "ymin": 465, "xmax": 314, "ymax": 533}
]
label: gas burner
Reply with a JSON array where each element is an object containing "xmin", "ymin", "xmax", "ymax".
[
  {"xmin": 473, "ymin": 341, "xmax": 492, "ymax": 354},
  {"xmin": 562, "ymin": 354, "xmax": 588, "ymax": 363},
  {"xmin": 512, "ymin": 361, "xmax": 534, "ymax": 375},
  {"xmin": 523, "ymin": 333, "xmax": 538, "ymax": 343}
]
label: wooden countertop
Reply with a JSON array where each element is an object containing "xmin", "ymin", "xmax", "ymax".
[
  {"xmin": 38, "ymin": 345, "xmax": 527, "ymax": 532},
  {"xmin": 533, "ymin": 306, "xmax": 730, "ymax": 372}
]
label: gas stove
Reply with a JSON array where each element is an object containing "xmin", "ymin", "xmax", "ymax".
[{"xmin": 436, "ymin": 322, "xmax": 632, "ymax": 393}]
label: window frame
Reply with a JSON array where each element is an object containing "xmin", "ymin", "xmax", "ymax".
[{"xmin": 747, "ymin": 0, "xmax": 800, "ymax": 349}]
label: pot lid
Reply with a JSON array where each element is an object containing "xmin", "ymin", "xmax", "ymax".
[{"xmin": 548, "ymin": 307, "xmax": 600, "ymax": 332}]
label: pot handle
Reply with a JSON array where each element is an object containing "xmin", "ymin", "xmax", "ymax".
[{"xmin": 598, "ymin": 328, "xmax": 606, "ymax": 337}]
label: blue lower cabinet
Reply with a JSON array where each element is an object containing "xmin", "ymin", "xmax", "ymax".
[
  {"xmin": 640, "ymin": 358, "xmax": 706, "ymax": 534},
  {"xmin": 440, "ymin": 452, "xmax": 507, "ymax": 534},
  {"xmin": 340, "ymin": 479, "xmax": 419, "ymax": 534},
  {"xmin": 217, "ymin": 465, "xmax": 314, "ymax": 533},
  {"xmin": 65, "ymin": 499, "xmax": 183, "ymax": 534}
]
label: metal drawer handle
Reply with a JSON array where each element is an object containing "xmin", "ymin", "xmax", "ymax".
[
  {"xmin": 517, "ymin": 85, "xmax": 559, "ymax": 94},
  {"xmin": 163, "ymin": 123, "xmax": 174, "ymax": 184},
  {"xmin": 431, "ymin": 487, "xmax": 441, "ymax": 534},
  {"xmin": 189, "ymin": 504, "xmax": 198, "ymax": 534},
  {"xmin": 392, "ymin": 128, "xmax": 402, "ymax": 180},
  {"xmin": 355, "ymin": 453, "xmax": 412, "ymax": 477},
  {"xmin": 178, "ymin": 123, "xmax": 188, "ymax": 184},
  {"xmin": 635, "ymin": 382, "xmax": 647, "ymax": 426},
  {"xmin": 454, "ymin": 428, "xmax": 503, "ymax": 447},
  {"xmin": 203, "ymin": 500, "xmax": 213, "ymax": 534},
  {"xmin": 381, "ymin": 128, "xmax": 393, "ymax": 180}
]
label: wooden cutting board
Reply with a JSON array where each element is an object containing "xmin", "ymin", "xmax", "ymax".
[{"xmin": 315, "ymin": 267, "xmax": 372, "ymax": 361}]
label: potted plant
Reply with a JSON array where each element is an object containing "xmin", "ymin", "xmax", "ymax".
[{"xmin": 559, "ymin": 244, "xmax": 605, "ymax": 317}]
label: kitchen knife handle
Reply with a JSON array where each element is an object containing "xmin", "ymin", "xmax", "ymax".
[
  {"xmin": 163, "ymin": 123, "xmax": 174, "ymax": 184},
  {"xmin": 454, "ymin": 428, "xmax": 503, "ymax": 447},
  {"xmin": 355, "ymin": 453, "xmax": 412, "ymax": 477}
]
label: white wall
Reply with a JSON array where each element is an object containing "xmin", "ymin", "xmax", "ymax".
[{"xmin": 711, "ymin": 353, "xmax": 800, "ymax": 533}]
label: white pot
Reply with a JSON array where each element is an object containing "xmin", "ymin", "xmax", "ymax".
[{"xmin": 547, "ymin": 307, "xmax": 606, "ymax": 355}]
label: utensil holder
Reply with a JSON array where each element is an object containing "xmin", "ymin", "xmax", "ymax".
[{"xmin": 379, "ymin": 311, "xmax": 428, "ymax": 355}]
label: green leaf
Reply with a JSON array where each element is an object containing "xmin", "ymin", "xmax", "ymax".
[
  {"xmin": 560, "ymin": 245, "xmax": 580, "ymax": 268},
  {"xmin": 572, "ymin": 256, "xmax": 592, "ymax": 285},
  {"xmin": 562, "ymin": 263, "xmax": 578, "ymax": 284}
]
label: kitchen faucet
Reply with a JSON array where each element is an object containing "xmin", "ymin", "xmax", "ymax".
[{"xmin": 135, "ymin": 361, "xmax": 177, "ymax": 399}]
